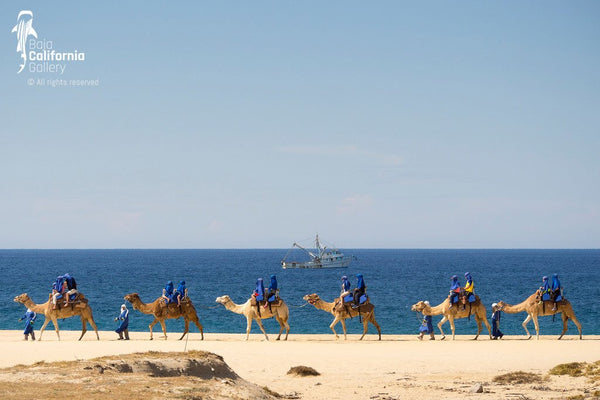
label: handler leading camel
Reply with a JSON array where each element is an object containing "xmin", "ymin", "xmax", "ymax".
[
  {"xmin": 13, "ymin": 293, "xmax": 99, "ymax": 341},
  {"xmin": 411, "ymin": 296, "xmax": 492, "ymax": 340},
  {"xmin": 303, "ymin": 293, "xmax": 382, "ymax": 340},
  {"xmin": 124, "ymin": 293, "xmax": 204, "ymax": 340},
  {"xmin": 497, "ymin": 291, "xmax": 582, "ymax": 340},
  {"xmin": 215, "ymin": 295, "xmax": 290, "ymax": 341}
]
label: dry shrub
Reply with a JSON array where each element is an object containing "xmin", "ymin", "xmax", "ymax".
[
  {"xmin": 493, "ymin": 371, "xmax": 544, "ymax": 385},
  {"xmin": 287, "ymin": 366, "xmax": 320, "ymax": 377},
  {"xmin": 549, "ymin": 360, "xmax": 600, "ymax": 382},
  {"xmin": 549, "ymin": 362, "xmax": 585, "ymax": 377}
]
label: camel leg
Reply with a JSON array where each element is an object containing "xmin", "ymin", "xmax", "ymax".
[
  {"xmin": 449, "ymin": 316, "xmax": 456, "ymax": 340},
  {"xmin": 329, "ymin": 316, "xmax": 340, "ymax": 339},
  {"xmin": 149, "ymin": 318, "xmax": 160, "ymax": 340},
  {"xmin": 51, "ymin": 317, "xmax": 60, "ymax": 341},
  {"xmin": 88, "ymin": 318, "xmax": 100, "ymax": 340},
  {"xmin": 179, "ymin": 319, "xmax": 190, "ymax": 341},
  {"xmin": 255, "ymin": 318, "xmax": 269, "ymax": 341},
  {"xmin": 78, "ymin": 317, "xmax": 88, "ymax": 341},
  {"xmin": 159, "ymin": 320, "xmax": 168, "ymax": 340},
  {"xmin": 438, "ymin": 316, "xmax": 448, "ymax": 340},
  {"xmin": 558, "ymin": 313, "xmax": 568, "ymax": 340},
  {"xmin": 192, "ymin": 317, "xmax": 204, "ymax": 340},
  {"xmin": 38, "ymin": 318, "xmax": 51, "ymax": 341},
  {"xmin": 245, "ymin": 316, "xmax": 253, "ymax": 341},
  {"xmin": 522, "ymin": 314, "xmax": 532, "ymax": 339},
  {"xmin": 473, "ymin": 315, "xmax": 482, "ymax": 340},
  {"xmin": 483, "ymin": 315, "xmax": 492, "ymax": 339},
  {"xmin": 274, "ymin": 315, "xmax": 284, "ymax": 341},
  {"xmin": 532, "ymin": 315, "xmax": 540, "ymax": 340},
  {"xmin": 359, "ymin": 317, "xmax": 369, "ymax": 341},
  {"xmin": 340, "ymin": 318, "xmax": 348, "ymax": 340},
  {"xmin": 369, "ymin": 314, "xmax": 382, "ymax": 340},
  {"xmin": 570, "ymin": 314, "xmax": 583, "ymax": 340},
  {"xmin": 283, "ymin": 318, "xmax": 290, "ymax": 341}
]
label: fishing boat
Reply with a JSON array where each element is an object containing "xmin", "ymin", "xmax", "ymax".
[{"xmin": 281, "ymin": 234, "xmax": 352, "ymax": 269}]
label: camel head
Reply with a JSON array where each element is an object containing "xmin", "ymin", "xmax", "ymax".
[
  {"xmin": 410, "ymin": 301, "xmax": 429, "ymax": 313},
  {"xmin": 13, "ymin": 293, "xmax": 30, "ymax": 304},
  {"xmin": 215, "ymin": 295, "xmax": 231, "ymax": 305},
  {"xmin": 124, "ymin": 293, "xmax": 141, "ymax": 309},
  {"xmin": 303, "ymin": 293, "xmax": 320, "ymax": 304},
  {"xmin": 497, "ymin": 301, "xmax": 507, "ymax": 310}
]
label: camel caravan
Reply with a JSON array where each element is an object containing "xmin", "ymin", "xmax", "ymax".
[{"xmin": 13, "ymin": 272, "xmax": 582, "ymax": 341}]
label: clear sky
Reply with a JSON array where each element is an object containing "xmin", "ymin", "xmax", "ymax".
[{"xmin": 2, "ymin": 1, "xmax": 599, "ymax": 248}]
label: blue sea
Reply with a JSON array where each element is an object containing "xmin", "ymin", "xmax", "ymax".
[{"xmin": 2, "ymin": 249, "xmax": 599, "ymax": 337}]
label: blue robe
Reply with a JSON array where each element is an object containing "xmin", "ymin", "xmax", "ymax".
[
  {"xmin": 551, "ymin": 274, "xmax": 561, "ymax": 291},
  {"xmin": 418, "ymin": 315, "xmax": 433, "ymax": 334},
  {"xmin": 115, "ymin": 309, "xmax": 129, "ymax": 333},
  {"xmin": 164, "ymin": 281, "xmax": 174, "ymax": 303},
  {"xmin": 269, "ymin": 275, "xmax": 277, "ymax": 291},
  {"xmin": 175, "ymin": 280, "xmax": 186, "ymax": 298},
  {"xmin": 492, "ymin": 310, "xmax": 503, "ymax": 338},
  {"xmin": 254, "ymin": 278, "xmax": 265, "ymax": 301},
  {"xmin": 20, "ymin": 311, "xmax": 36, "ymax": 335},
  {"xmin": 356, "ymin": 274, "xmax": 366, "ymax": 291},
  {"xmin": 341, "ymin": 276, "xmax": 351, "ymax": 292}
]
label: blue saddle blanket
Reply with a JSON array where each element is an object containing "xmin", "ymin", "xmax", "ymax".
[
  {"xmin": 359, "ymin": 294, "xmax": 368, "ymax": 304},
  {"xmin": 343, "ymin": 294, "xmax": 353, "ymax": 303},
  {"xmin": 541, "ymin": 293, "xmax": 550, "ymax": 301},
  {"xmin": 467, "ymin": 294, "xmax": 475, "ymax": 303},
  {"xmin": 267, "ymin": 294, "xmax": 276, "ymax": 302}
]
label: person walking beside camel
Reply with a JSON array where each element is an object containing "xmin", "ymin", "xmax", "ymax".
[
  {"xmin": 417, "ymin": 301, "xmax": 435, "ymax": 340},
  {"xmin": 491, "ymin": 303, "xmax": 503, "ymax": 339},
  {"xmin": 115, "ymin": 304, "xmax": 130, "ymax": 340},
  {"xmin": 19, "ymin": 308, "xmax": 36, "ymax": 341}
]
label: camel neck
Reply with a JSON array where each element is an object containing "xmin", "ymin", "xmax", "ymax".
[
  {"xmin": 502, "ymin": 293, "xmax": 536, "ymax": 313},
  {"xmin": 314, "ymin": 298, "xmax": 335, "ymax": 313},
  {"xmin": 224, "ymin": 299, "xmax": 248, "ymax": 315},
  {"xmin": 425, "ymin": 302, "xmax": 446, "ymax": 316},
  {"xmin": 132, "ymin": 297, "xmax": 156, "ymax": 314},
  {"xmin": 22, "ymin": 297, "xmax": 47, "ymax": 314}
]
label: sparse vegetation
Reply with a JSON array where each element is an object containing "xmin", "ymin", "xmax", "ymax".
[
  {"xmin": 287, "ymin": 365, "xmax": 320, "ymax": 376},
  {"xmin": 493, "ymin": 371, "xmax": 545, "ymax": 385},
  {"xmin": 549, "ymin": 360, "xmax": 600, "ymax": 382}
]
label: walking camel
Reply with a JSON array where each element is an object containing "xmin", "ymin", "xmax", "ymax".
[
  {"xmin": 303, "ymin": 293, "xmax": 382, "ymax": 340},
  {"xmin": 215, "ymin": 295, "xmax": 290, "ymax": 341},
  {"xmin": 13, "ymin": 293, "xmax": 99, "ymax": 341},
  {"xmin": 124, "ymin": 293, "xmax": 204, "ymax": 340},
  {"xmin": 497, "ymin": 291, "xmax": 582, "ymax": 340},
  {"xmin": 411, "ymin": 296, "xmax": 492, "ymax": 340}
]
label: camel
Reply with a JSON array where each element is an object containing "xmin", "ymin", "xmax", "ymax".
[
  {"xmin": 302, "ymin": 293, "xmax": 381, "ymax": 340},
  {"xmin": 215, "ymin": 295, "xmax": 290, "ymax": 341},
  {"xmin": 13, "ymin": 293, "xmax": 99, "ymax": 341},
  {"xmin": 124, "ymin": 293, "xmax": 204, "ymax": 340},
  {"xmin": 497, "ymin": 291, "xmax": 582, "ymax": 340},
  {"xmin": 411, "ymin": 296, "xmax": 492, "ymax": 340}
]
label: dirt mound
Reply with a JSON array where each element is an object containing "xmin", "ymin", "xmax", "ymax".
[{"xmin": 0, "ymin": 350, "xmax": 278, "ymax": 400}]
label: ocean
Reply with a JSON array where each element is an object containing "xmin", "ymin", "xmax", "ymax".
[{"xmin": 2, "ymin": 249, "xmax": 599, "ymax": 337}]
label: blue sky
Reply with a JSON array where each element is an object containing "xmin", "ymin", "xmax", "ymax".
[{"xmin": 2, "ymin": 1, "xmax": 599, "ymax": 248}]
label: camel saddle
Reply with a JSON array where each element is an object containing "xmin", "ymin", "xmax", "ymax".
[
  {"xmin": 50, "ymin": 293, "xmax": 88, "ymax": 310},
  {"xmin": 250, "ymin": 297, "xmax": 282, "ymax": 308},
  {"xmin": 334, "ymin": 298, "xmax": 367, "ymax": 312}
]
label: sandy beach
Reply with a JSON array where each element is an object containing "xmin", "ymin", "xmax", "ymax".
[{"xmin": 1, "ymin": 330, "xmax": 598, "ymax": 399}]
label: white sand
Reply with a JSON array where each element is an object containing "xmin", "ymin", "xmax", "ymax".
[{"xmin": 1, "ymin": 330, "xmax": 598, "ymax": 399}]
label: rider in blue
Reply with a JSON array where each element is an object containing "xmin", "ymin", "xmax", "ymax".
[
  {"xmin": 551, "ymin": 273, "xmax": 562, "ymax": 311},
  {"xmin": 19, "ymin": 308, "xmax": 37, "ymax": 341},
  {"xmin": 175, "ymin": 280, "xmax": 187, "ymax": 306},
  {"xmin": 62, "ymin": 273, "xmax": 78, "ymax": 305},
  {"xmin": 449, "ymin": 275, "xmax": 460, "ymax": 309},
  {"xmin": 162, "ymin": 281, "xmax": 175, "ymax": 305},
  {"xmin": 353, "ymin": 274, "xmax": 367, "ymax": 308},
  {"xmin": 339, "ymin": 275, "xmax": 351, "ymax": 306},
  {"xmin": 114, "ymin": 304, "xmax": 130, "ymax": 340},
  {"xmin": 265, "ymin": 275, "xmax": 279, "ymax": 310}
]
